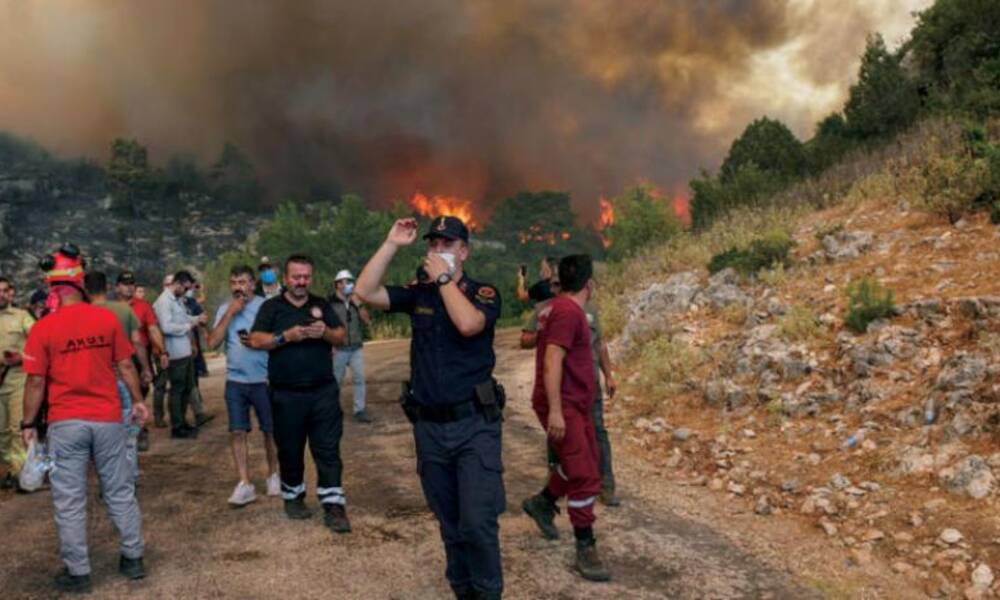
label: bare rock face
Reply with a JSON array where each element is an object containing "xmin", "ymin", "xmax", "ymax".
[
  {"xmin": 735, "ymin": 325, "xmax": 813, "ymax": 384},
  {"xmin": 619, "ymin": 271, "xmax": 702, "ymax": 352},
  {"xmin": 822, "ymin": 230, "xmax": 873, "ymax": 261},
  {"xmin": 936, "ymin": 354, "xmax": 988, "ymax": 392},
  {"xmin": 939, "ymin": 455, "xmax": 995, "ymax": 499},
  {"xmin": 697, "ymin": 268, "xmax": 750, "ymax": 309},
  {"xmin": 703, "ymin": 379, "xmax": 747, "ymax": 410}
]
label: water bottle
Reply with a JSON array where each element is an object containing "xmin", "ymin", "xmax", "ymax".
[
  {"xmin": 38, "ymin": 442, "xmax": 53, "ymax": 473},
  {"xmin": 924, "ymin": 397, "xmax": 937, "ymax": 425},
  {"xmin": 843, "ymin": 428, "xmax": 867, "ymax": 449}
]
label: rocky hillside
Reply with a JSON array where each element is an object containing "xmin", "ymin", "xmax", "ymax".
[
  {"xmin": 0, "ymin": 159, "xmax": 265, "ymax": 296},
  {"xmin": 606, "ymin": 129, "xmax": 1000, "ymax": 598}
]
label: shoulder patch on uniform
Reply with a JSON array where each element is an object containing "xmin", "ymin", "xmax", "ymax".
[{"xmin": 476, "ymin": 286, "xmax": 496, "ymax": 300}]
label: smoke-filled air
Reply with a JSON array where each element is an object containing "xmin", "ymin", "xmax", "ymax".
[{"xmin": 0, "ymin": 0, "xmax": 929, "ymax": 217}]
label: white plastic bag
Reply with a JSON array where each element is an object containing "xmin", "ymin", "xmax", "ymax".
[{"xmin": 18, "ymin": 440, "xmax": 52, "ymax": 492}]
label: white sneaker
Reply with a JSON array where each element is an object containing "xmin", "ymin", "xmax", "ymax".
[
  {"xmin": 228, "ymin": 481, "xmax": 257, "ymax": 507},
  {"xmin": 266, "ymin": 473, "xmax": 281, "ymax": 497}
]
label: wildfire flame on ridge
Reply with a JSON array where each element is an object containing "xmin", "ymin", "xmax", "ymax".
[{"xmin": 408, "ymin": 192, "xmax": 478, "ymax": 230}]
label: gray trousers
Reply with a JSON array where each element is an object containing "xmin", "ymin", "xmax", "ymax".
[{"xmin": 48, "ymin": 420, "xmax": 144, "ymax": 575}]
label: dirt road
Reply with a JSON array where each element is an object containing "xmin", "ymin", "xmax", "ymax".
[{"xmin": 0, "ymin": 330, "xmax": 820, "ymax": 599}]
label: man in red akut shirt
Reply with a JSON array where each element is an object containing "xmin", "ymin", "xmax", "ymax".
[
  {"xmin": 521, "ymin": 254, "xmax": 611, "ymax": 582},
  {"xmin": 20, "ymin": 245, "xmax": 148, "ymax": 595}
]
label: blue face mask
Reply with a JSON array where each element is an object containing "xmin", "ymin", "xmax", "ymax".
[
  {"xmin": 261, "ymin": 270, "xmax": 277, "ymax": 285},
  {"xmin": 344, "ymin": 282, "xmax": 355, "ymax": 295}
]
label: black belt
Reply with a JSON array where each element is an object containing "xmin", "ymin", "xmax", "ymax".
[{"xmin": 415, "ymin": 400, "xmax": 479, "ymax": 424}]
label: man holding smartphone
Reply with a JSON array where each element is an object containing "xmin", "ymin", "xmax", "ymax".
[
  {"xmin": 249, "ymin": 255, "xmax": 350, "ymax": 533},
  {"xmin": 208, "ymin": 265, "xmax": 279, "ymax": 507}
]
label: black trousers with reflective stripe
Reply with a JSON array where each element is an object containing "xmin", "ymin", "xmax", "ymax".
[{"xmin": 270, "ymin": 382, "xmax": 344, "ymax": 503}]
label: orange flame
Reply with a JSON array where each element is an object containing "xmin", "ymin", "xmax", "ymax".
[
  {"xmin": 598, "ymin": 196, "xmax": 615, "ymax": 248},
  {"xmin": 409, "ymin": 192, "xmax": 478, "ymax": 230},
  {"xmin": 518, "ymin": 224, "xmax": 568, "ymax": 246}
]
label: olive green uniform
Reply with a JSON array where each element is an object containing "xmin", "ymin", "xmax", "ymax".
[{"xmin": 0, "ymin": 306, "xmax": 35, "ymax": 473}]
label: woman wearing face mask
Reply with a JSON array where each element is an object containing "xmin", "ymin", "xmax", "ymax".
[
  {"xmin": 329, "ymin": 270, "xmax": 372, "ymax": 423},
  {"xmin": 255, "ymin": 260, "xmax": 282, "ymax": 299}
]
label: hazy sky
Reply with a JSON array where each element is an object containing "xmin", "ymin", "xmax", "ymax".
[{"xmin": 0, "ymin": 0, "xmax": 932, "ymax": 215}]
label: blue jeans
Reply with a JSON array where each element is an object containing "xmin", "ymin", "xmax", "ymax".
[{"xmin": 333, "ymin": 348, "xmax": 366, "ymax": 414}]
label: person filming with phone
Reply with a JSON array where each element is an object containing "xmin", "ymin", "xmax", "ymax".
[{"xmin": 208, "ymin": 265, "xmax": 279, "ymax": 507}]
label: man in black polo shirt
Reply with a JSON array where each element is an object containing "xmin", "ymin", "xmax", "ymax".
[{"xmin": 249, "ymin": 254, "xmax": 351, "ymax": 533}]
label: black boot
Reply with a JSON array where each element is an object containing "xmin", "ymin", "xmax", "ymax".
[
  {"xmin": 574, "ymin": 538, "xmax": 611, "ymax": 582},
  {"xmin": 284, "ymin": 496, "xmax": 313, "ymax": 520},
  {"xmin": 54, "ymin": 569, "xmax": 92, "ymax": 594},
  {"xmin": 521, "ymin": 493, "xmax": 560, "ymax": 540},
  {"xmin": 119, "ymin": 555, "xmax": 146, "ymax": 580},
  {"xmin": 323, "ymin": 504, "xmax": 352, "ymax": 533}
]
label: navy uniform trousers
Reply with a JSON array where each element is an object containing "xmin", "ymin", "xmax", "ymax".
[{"xmin": 414, "ymin": 412, "xmax": 505, "ymax": 597}]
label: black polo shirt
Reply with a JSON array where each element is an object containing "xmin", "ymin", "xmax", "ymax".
[
  {"xmin": 251, "ymin": 292, "xmax": 343, "ymax": 390},
  {"xmin": 386, "ymin": 275, "xmax": 500, "ymax": 407}
]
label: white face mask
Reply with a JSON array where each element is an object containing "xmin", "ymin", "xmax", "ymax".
[
  {"xmin": 343, "ymin": 282, "xmax": 355, "ymax": 295},
  {"xmin": 436, "ymin": 252, "xmax": 457, "ymax": 275},
  {"xmin": 185, "ymin": 289, "xmax": 195, "ymax": 299}
]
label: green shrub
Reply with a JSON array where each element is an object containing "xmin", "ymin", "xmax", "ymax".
[
  {"xmin": 991, "ymin": 201, "xmax": 1000, "ymax": 225},
  {"xmin": 603, "ymin": 185, "xmax": 683, "ymax": 261},
  {"xmin": 689, "ymin": 164, "xmax": 787, "ymax": 232},
  {"xmin": 708, "ymin": 230, "xmax": 794, "ymax": 276},
  {"xmin": 844, "ymin": 276, "xmax": 896, "ymax": 333},
  {"xmin": 914, "ymin": 152, "xmax": 991, "ymax": 222}
]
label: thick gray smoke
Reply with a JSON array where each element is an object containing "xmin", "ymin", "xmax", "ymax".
[{"xmin": 0, "ymin": 1, "xmax": 928, "ymax": 217}]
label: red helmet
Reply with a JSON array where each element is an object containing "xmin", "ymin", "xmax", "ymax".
[{"xmin": 42, "ymin": 248, "xmax": 85, "ymax": 286}]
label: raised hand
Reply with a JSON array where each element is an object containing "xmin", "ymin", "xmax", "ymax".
[{"xmin": 387, "ymin": 218, "xmax": 419, "ymax": 247}]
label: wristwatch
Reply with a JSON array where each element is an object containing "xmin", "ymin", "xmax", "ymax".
[
  {"xmin": 19, "ymin": 420, "xmax": 36, "ymax": 430},
  {"xmin": 273, "ymin": 332, "xmax": 287, "ymax": 347},
  {"xmin": 436, "ymin": 273, "xmax": 453, "ymax": 286}
]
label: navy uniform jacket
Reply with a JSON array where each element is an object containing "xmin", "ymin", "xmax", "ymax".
[{"xmin": 387, "ymin": 276, "xmax": 501, "ymax": 408}]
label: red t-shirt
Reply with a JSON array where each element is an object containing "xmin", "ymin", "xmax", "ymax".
[
  {"xmin": 22, "ymin": 303, "xmax": 134, "ymax": 423},
  {"xmin": 129, "ymin": 297, "xmax": 159, "ymax": 348},
  {"xmin": 531, "ymin": 296, "xmax": 595, "ymax": 412}
]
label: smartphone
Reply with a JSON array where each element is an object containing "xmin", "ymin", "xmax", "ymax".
[
  {"xmin": 519, "ymin": 264, "xmax": 527, "ymax": 277},
  {"xmin": 237, "ymin": 329, "xmax": 248, "ymax": 337}
]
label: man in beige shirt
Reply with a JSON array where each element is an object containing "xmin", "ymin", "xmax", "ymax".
[{"xmin": 0, "ymin": 276, "xmax": 35, "ymax": 487}]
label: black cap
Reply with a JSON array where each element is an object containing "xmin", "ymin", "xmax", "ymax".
[
  {"xmin": 423, "ymin": 216, "xmax": 469, "ymax": 243},
  {"xmin": 29, "ymin": 289, "xmax": 48, "ymax": 305},
  {"xmin": 116, "ymin": 271, "xmax": 136, "ymax": 285}
]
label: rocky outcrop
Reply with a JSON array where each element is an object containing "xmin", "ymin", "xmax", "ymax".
[
  {"xmin": 0, "ymin": 164, "xmax": 266, "ymax": 296},
  {"xmin": 821, "ymin": 230, "xmax": 873, "ymax": 261}
]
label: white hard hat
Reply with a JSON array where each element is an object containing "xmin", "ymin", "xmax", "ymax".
[{"xmin": 334, "ymin": 269, "xmax": 354, "ymax": 282}]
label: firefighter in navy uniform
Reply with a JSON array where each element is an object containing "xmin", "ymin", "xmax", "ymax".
[{"xmin": 356, "ymin": 216, "xmax": 505, "ymax": 600}]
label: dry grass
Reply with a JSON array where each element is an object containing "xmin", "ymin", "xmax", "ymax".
[{"xmin": 777, "ymin": 304, "xmax": 822, "ymax": 342}]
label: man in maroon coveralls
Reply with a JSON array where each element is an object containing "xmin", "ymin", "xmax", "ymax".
[{"xmin": 521, "ymin": 254, "xmax": 610, "ymax": 582}]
